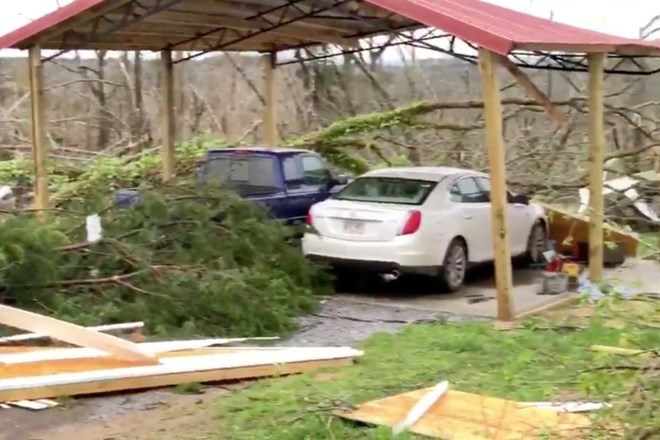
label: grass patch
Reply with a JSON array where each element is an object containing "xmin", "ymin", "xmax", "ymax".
[{"xmin": 213, "ymin": 299, "xmax": 659, "ymax": 439}]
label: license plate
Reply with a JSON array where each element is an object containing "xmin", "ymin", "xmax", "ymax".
[{"xmin": 343, "ymin": 219, "xmax": 365, "ymax": 234}]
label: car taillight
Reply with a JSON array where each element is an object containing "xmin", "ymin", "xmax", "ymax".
[
  {"xmin": 400, "ymin": 210, "xmax": 422, "ymax": 235},
  {"xmin": 305, "ymin": 211, "xmax": 313, "ymax": 227}
]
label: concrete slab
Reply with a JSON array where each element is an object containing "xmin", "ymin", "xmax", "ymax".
[
  {"xmin": 336, "ymin": 259, "xmax": 660, "ymax": 319},
  {"xmin": 601, "ymin": 259, "xmax": 660, "ymax": 293}
]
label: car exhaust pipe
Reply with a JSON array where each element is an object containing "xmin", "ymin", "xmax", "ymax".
[{"xmin": 380, "ymin": 269, "xmax": 400, "ymax": 283}]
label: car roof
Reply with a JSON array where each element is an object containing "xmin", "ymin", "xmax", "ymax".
[
  {"xmin": 207, "ymin": 147, "xmax": 313, "ymax": 156},
  {"xmin": 361, "ymin": 167, "xmax": 487, "ymax": 182}
]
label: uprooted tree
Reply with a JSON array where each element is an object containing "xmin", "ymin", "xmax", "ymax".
[{"xmin": 0, "ymin": 183, "xmax": 330, "ymax": 338}]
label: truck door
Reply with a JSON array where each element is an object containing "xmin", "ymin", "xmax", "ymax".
[
  {"xmin": 278, "ymin": 154, "xmax": 310, "ymax": 224},
  {"xmin": 300, "ymin": 153, "xmax": 331, "ymax": 206}
]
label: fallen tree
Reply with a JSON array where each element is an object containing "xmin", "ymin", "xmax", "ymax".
[{"xmin": 0, "ymin": 182, "xmax": 330, "ymax": 337}]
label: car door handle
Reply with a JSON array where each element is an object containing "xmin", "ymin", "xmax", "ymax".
[{"xmin": 464, "ymin": 215, "xmax": 473, "ymax": 220}]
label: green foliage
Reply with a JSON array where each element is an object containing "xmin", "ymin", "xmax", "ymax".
[
  {"xmin": 0, "ymin": 183, "xmax": 330, "ymax": 337},
  {"xmin": 0, "ymin": 102, "xmax": 443, "ymax": 201}
]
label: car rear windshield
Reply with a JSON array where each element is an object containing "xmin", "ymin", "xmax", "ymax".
[
  {"xmin": 201, "ymin": 155, "xmax": 278, "ymax": 195},
  {"xmin": 335, "ymin": 177, "xmax": 437, "ymax": 205}
]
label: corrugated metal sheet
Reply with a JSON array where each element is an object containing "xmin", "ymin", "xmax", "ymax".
[
  {"xmin": 0, "ymin": 0, "xmax": 659, "ymax": 54},
  {"xmin": 365, "ymin": 0, "xmax": 660, "ymax": 54},
  {"xmin": 0, "ymin": 0, "xmax": 106, "ymax": 49}
]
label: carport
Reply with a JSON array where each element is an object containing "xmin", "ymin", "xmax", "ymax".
[{"xmin": 1, "ymin": 0, "xmax": 659, "ymax": 322}]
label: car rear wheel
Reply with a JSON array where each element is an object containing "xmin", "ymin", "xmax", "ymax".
[
  {"xmin": 439, "ymin": 239, "xmax": 468, "ymax": 292},
  {"xmin": 526, "ymin": 221, "xmax": 547, "ymax": 264}
]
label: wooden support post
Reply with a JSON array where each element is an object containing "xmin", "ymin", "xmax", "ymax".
[
  {"xmin": 478, "ymin": 48, "xmax": 514, "ymax": 322},
  {"xmin": 587, "ymin": 53, "xmax": 606, "ymax": 283},
  {"xmin": 28, "ymin": 46, "xmax": 49, "ymax": 216},
  {"xmin": 160, "ymin": 50, "xmax": 175, "ymax": 181},
  {"xmin": 262, "ymin": 52, "xmax": 278, "ymax": 147}
]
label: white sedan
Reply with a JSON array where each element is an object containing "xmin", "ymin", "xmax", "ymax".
[{"xmin": 302, "ymin": 167, "xmax": 547, "ymax": 291}]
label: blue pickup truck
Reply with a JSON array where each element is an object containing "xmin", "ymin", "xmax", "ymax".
[{"xmin": 116, "ymin": 148, "xmax": 348, "ymax": 225}]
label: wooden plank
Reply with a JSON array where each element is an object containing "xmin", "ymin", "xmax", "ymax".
[
  {"xmin": 0, "ymin": 338, "xmax": 277, "ymax": 364},
  {"xmin": 494, "ymin": 54, "xmax": 566, "ymax": 126},
  {"xmin": 0, "ymin": 305, "xmax": 157, "ymax": 364},
  {"xmin": 0, "ymin": 322, "xmax": 144, "ymax": 345},
  {"xmin": 337, "ymin": 388, "xmax": 591, "ymax": 439},
  {"xmin": 0, "ymin": 358, "xmax": 354, "ymax": 402},
  {"xmin": 28, "ymin": 45, "xmax": 49, "ymax": 216},
  {"xmin": 160, "ymin": 49, "xmax": 175, "ymax": 181},
  {"xmin": 590, "ymin": 345, "xmax": 648, "ymax": 356},
  {"xmin": 262, "ymin": 52, "xmax": 278, "ymax": 147},
  {"xmin": 478, "ymin": 48, "xmax": 515, "ymax": 322},
  {"xmin": 0, "ymin": 348, "xmax": 361, "ymax": 401}
]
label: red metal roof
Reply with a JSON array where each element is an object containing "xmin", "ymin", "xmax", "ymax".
[
  {"xmin": 0, "ymin": 0, "xmax": 106, "ymax": 49},
  {"xmin": 365, "ymin": 0, "xmax": 660, "ymax": 55},
  {"xmin": 0, "ymin": 0, "xmax": 659, "ymax": 55}
]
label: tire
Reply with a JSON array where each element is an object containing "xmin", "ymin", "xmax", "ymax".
[
  {"xmin": 526, "ymin": 221, "xmax": 548, "ymax": 265},
  {"xmin": 438, "ymin": 238, "xmax": 468, "ymax": 292}
]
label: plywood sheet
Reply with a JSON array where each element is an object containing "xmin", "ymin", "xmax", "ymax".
[
  {"xmin": 0, "ymin": 347, "xmax": 363, "ymax": 402},
  {"xmin": 541, "ymin": 203, "xmax": 639, "ymax": 256},
  {"xmin": 337, "ymin": 388, "xmax": 591, "ymax": 439}
]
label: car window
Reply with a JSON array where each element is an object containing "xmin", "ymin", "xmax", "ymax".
[
  {"xmin": 474, "ymin": 177, "xmax": 490, "ymax": 192},
  {"xmin": 449, "ymin": 177, "xmax": 488, "ymax": 203},
  {"xmin": 336, "ymin": 177, "xmax": 436, "ymax": 206},
  {"xmin": 301, "ymin": 155, "xmax": 328, "ymax": 186},
  {"xmin": 282, "ymin": 156, "xmax": 303, "ymax": 189},
  {"xmin": 474, "ymin": 176, "xmax": 516, "ymax": 202}
]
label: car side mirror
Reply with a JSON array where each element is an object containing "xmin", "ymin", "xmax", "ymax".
[
  {"xmin": 328, "ymin": 172, "xmax": 348, "ymax": 187},
  {"xmin": 509, "ymin": 193, "xmax": 530, "ymax": 205},
  {"xmin": 333, "ymin": 174, "xmax": 349, "ymax": 186}
]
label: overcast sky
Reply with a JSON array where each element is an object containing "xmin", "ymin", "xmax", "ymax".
[{"xmin": 0, "ymin": 0, "xmax": 658, "ymax": 59}]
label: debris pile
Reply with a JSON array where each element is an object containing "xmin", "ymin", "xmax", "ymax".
[{"xmin": 0, "ymin": 305, "xmax": 362, "ymax": 407}]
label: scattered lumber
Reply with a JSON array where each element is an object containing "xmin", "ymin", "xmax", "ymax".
[
  {"xmin": 0, "ymin": 305, "xmax": 363, "ymax": 404},
  {"xmin": 0, "ymin": 345, "xmax": 362, "ymax": 402}
]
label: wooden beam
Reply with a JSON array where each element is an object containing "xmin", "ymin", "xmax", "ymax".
[
  {"xmin": 478, "ymin": 48, "xmax": 515, "ymax": 322},
  {"xmin": 494, "ymin": 55, "xmax": 566, "ymax": 126},
  {"xmin": 160, "ymin": 50, "xmax": 175, "ymax": 181},
  {"xmin": 101, "ymin": 14, "xmax": 361, "ymax": 47},
  {"xmin": 262, "ymin": 52, "xmax": 278, "ymax": 147},
  {"xmin": 28, "ymin": 45, "xmax": 49, "ymax": 217},
  {"xmin": 587, "ymin": 52, "xmax": 606, "ymax": 283},
  {"xmin": 0, "ymin": 305, "xmax": 157, "ymax": 364}
]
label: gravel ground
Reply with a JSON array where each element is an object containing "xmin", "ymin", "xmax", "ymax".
[{"xmin": 279, "ymin": 297, "xmax": 480, "ymax": 347}]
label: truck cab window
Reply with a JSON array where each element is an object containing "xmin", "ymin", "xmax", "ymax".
[
  {"xmin": 301, "ymin": 155, "xmax": 329, "ymax": 186},
  {"xmin": 282, "ymin": 156, "xmax": 304, "ymax": 189}
]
